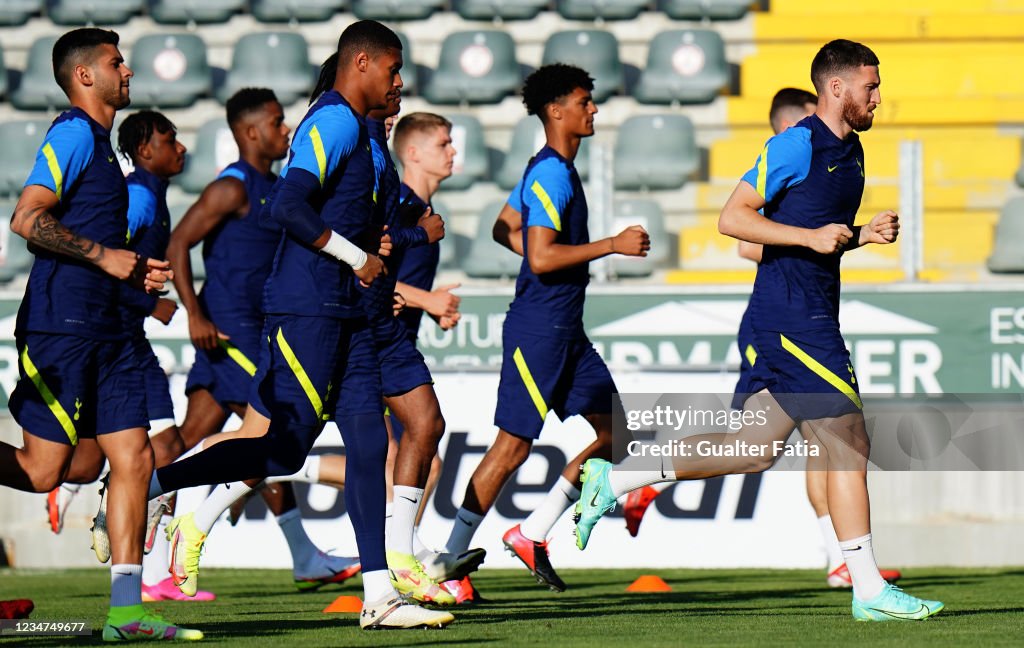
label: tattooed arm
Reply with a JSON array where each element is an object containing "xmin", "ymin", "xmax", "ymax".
[{"xmin": 12, "ymin": 185, "xmax": 172, "ymax": 292}]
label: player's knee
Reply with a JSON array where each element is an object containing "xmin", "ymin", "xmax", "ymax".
[
  {"xmin": 70, "ymin": 460, "xmax": 104, "ymax": 484},
  {"xmin": 26, "ymin": 466, "xmax": 63, "ymax": 493},
  {"xmin": 150, "ymin": 431, "xmax": 185, "ymax": 467}
]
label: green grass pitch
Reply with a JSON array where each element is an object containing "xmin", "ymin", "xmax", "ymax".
[{"xmin": 3, "ymin": 567, "xmax": 1022, "ymax": 646}]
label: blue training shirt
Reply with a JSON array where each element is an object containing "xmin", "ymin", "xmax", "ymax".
[
  {"xmin": 504, "ymin": 146, "xmax": 590, "ymax": 339},
  {"xmin": 742, "ymin": 114, "xmax": 866, "ymax": 332},
  {"xmin": 17, "ymin": 108, "xmax": 129, "ymax": 340},
  {"xmin": 262, "ymin": 90, "xmax": 376, "ymax": 319},
  {"xmin": 395, "ymin": 183, "xmax": 441, "ymax": 338},
  {"xmin": 119, "ymin": 166, "xmax": 170, "ymax": 335},
  {"xmin": 199, "ymin": 159, "xmax": 279, "ymax": 333}
]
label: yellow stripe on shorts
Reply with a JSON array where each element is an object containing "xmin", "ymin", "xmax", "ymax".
[
  {"xmin": 275, "ymin": 328, "xmax": 324, "ymax": 420},
  {"xmin": 779, "ymin": 334, "xmax": 863, "ymax": 410},
  {"xmin": 217, "ymin": 339, "xmax": 257, "ymax": 377},
  {"xmin": 745, "ymin": 343, "xmax": 757, "ymax": 367},
  {"xmin": 512, "ymin": 347, "xmax": 548, "ymax": 421},
  {"xmin": 20, "ymin": 345, "xmax": 77, "ymax": 445}
]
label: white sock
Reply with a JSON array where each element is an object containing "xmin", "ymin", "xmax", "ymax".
[
  {"xmin": 444, "ymin": 507, "xmax": 485, "ymax": 554},
  {"xmin": 519, "ymin": 476, "xmax": 580, "ymax": 543},
  {"xmin": 194, "ymin": 482, "xmax": 255, "ymax": 533},
  {"xmin": 412, "ymin": 527, "xmax": 428, "ymax": 556},
  {"xmin": 607, "ymin": 454, "xmax": 675, "ymax": 498},
  {"xmin": 266, "ymin": 455, "xmax": 322, "ymax": 485},
  {"xmin": 277, "ymin": 508, "xmax": 318, "ymax": 572},
  {"xmin": 387, "ymin": 485, "xmax": 423, "ymax": 555},
  {"xmin": 362, "ymin": 569, "xmax": 396, "ymax": 602},
  {"xmin": 384, "ymin": 502, "xmax": 393, "ymax": 546},
  {"xmin": 110, "ymin": 564, "xmax": 143, "ymax": 608},
  {"xmin": 142, "ymin": 514, "xmax": 171, "ymax": 586},
  {"xmin": 175, "ymin": 439, "xmax": 205, "ymax": 462},
  {"xmin": 62, "ymin": 482, "xmax": 82, "ymax": 495},
  {"xmin": 818, "ymin": 515, "xmax": 844, "ymax": 572},
  {"xmin": 840, "ymin": 533, "xmax": 886, "ymax": 601}
]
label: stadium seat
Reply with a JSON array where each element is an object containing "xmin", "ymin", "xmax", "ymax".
[
  {"xmin": 191, "ymin": 245, "xmax": 207, "ymax": 281},
  {"xmin": 0, "ymin": 120, "xmax": 50, "ymax": 199},
  {"xmin": 462, "ymin": 200, "xmax": 523, "ymax": 279},
  {"xmin": 249, "ymin": 0, "xmax": 347, "ymax": 23},
  {"xmin": 174, "ymin": 118, "xmax": 237, "ymax": 194},
  {"xmin": 129, "ymin": 33, "xmax": 211, "ymax": 108},
  {"xmin": 218, "ymin": 32, "xmax": 313, "ymax": 106},
  {"xmin": 1016, "ymin": 140, "xmax": 1024, "ymax": 187},
  {"xmin": 542, "ymin": 30, "xmax": 623, "ymax": 103},
  {"xmin": 0, "ymin": 0, "xmax": 41, "ymax": 26},
  {"xmin": 556, "ymin": 0, "xmax": 648, "ymax": 21},
  {"xmin": 351, "ymin": 0, "xmax": 441, "ymax": 20},
  {"xmin": 634, "ymin": 29, "xmax": 729, "ymax": 105},
  {"xmin": 986, "ymin": 198, "xmax": 1024, "ymax": 273},
  {"xmin": 658, "ymin": 0, "xmax": 751, "ymax": 20},
  {"xmin": 445, "ymin": 114, "xmax": 488, "ymax": 191},
  {"xmin": 395, "ymin": 30, "xmax": 417, "ymax": 96},
  {"xmin": 11, "ymin": 36, "xmax": 71, "ymax": 111},
  {"xmin": 0, "ymin": 226, "xmax": 33, "ymax": 283},
  {"xmin": 606, "ymin": 199, "xmax": 669, "ymax": 277},
  {"xmin": 430, "ymin": 197, "xmax": 456, "ymax": 269},
  {"xmin": 422, "ymin": 30, "xmax": 520, "ymax": 105},
  {"xmin": 46, "ymin": 0, "xmax": 142, "ymax": 25},
  {"xmin": 0, "ymin": 43, "xmax": 7, "ymax": 100},
  {"xmin": 147, "ymin": 0, "xmax": 244, "ymax": 24},
  {"xmin": 496, "ymin": 116, "xmax": 591, "ymax": 190},
  {"xmin": 453, "ymin": 0, "xmax": 547, "ymax": 21},
  {"xmin": 613, "ymin": 114, "xmax": 698, "ymax": 190}
]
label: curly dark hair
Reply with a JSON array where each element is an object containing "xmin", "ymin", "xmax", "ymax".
[
  {"xmin": 522, "ymin": 64, "xmax": 594, "ymax": 121},
  {"xmin": 117, "ymin": 110, "xmax": 176, "ymax": 164}
]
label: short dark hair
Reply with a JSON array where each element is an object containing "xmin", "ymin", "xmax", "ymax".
[
  {"xmin": 52, "ymin": 28, "xmax": 120, "ymax": 93},
  {"xmin": 769, "ymin": 87, "xmax": 817, "ymax": 133},
  {"xmin": 117, "ymin": 110, "xmax": 176, "ymax": 163},
  {"xmin": 522, "ymin": 64, "xmax": 594, "ymax": 121},
  {"xmin": 226, "ymin": 87, "xmax": 279, "ymax": 127},
  {"xmin": 810, "ymin": 39, "xmax": 879, "ymax": 94},
  {"xmin": 310, "ymin": 20, "xmax": 402, "ymax": 104},
  {"xmin": 393, "ymin": 112, "xmax": 452, "ymax": 165}
]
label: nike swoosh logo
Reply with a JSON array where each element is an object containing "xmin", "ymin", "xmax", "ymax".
[
  {"xmin": 871, "ymin": 604, "xmax": 927, "ymax": 619},
  {"xmin": 589, "ymin": 487, "xmax": 603, "ymax": 507},
  {"xmin": 407, "ymin": 575, "xmax": 420, "ymax": 585},
  {"xmin": 399, "ymin": 496, "xmax": 419, "ymax": 504},
  {"xmin": 108, "ymin": 156, "xmax": 115, "ymax": 163},
  {"xmin": 456, "ymin": 516, "xmax": 474, "ymax": 526},
  {"xmin": 138, "ymin": 628, "xmax": 155, "ymax": 635},
  {"xmin": 828, "ymin": 165, "xmax": 838, "ymax": 172}
]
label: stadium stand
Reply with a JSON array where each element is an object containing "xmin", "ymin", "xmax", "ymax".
[
  {"xmin": 147, "ymin": 0, "xmax": 245, "ymax": 25},
  {"xmin": 129, "ymin": 33, "xmax": 212, "ymax": 108},
  {"xmin": 987, "ymin": 198, "xmax": 1024, "ymax": 273},
  {"xmin": 658, "ymin": 0, "xmax": 751, "ymax": 20},
  {"xmin": 0, "ymin": 0, "xmax": 41, "ymax": 26},
  {"xmin": 614, "ymin": 114, "xmax": 698, "ymax": 190},
  {"xmin": 495, "ymin": 116, "xmax": 592, "ymax": 190},
  {"xmin": 607, "ymin": 199, "xmax": 669, "ymax": 278},
  {"xmin": 0, "ymin": 224, "xmax": 33, "ymax": 284},
  {"xmin": 395, "ymin": 30, "xmax": 418, "ymax": 96},
  {"xmin": 422, "ymin": 30, "xmax": 520, "ymax": 105},
  {"xmin": 634, "ymin": 29, "xmax": 729, "ymax": 105},
  {"xmin": 174, "ymin": 118, "xmax": 236, "ymax": 194},
  {"xmin": 217, "ymin": 31, "xmax": 313, "ymax": 106},
  {"xmin": 0, "ymin": 121, "xmax": 49, "ymax": 199},
  {"xmin": 350, "ymin": 0, "xmax": 441, "ymax": 21},
  {"xmin": 556, "ymin": 0, "xmax": 648, "ymax": 21},
  {"xmin": 10, "ymin": 36, "xmax": 70, "ymax": 111},
  {"xmin": 453, "ymin": 0, "xmax": 548, "ymax": 22},
  {"xmin": 445, "ymin": 114, "xmax": 490, "ymax": 191},
  {"xmin": 542, "ymin": 30, "xmax": 623, "ymax": 103},
  {"xmin": 45, "ymin": 0, "xmax": 142, "ymax": 26},
  {"xmin": 249, "ymin": 0, "xmax": 348, "ymax": 24},
  {"xmin": 462, "ymin": 200, "xmax": 523, "ymax": 279},
  {"xmin": 0, "ymin": 43, "xmax": 6, "ymax": 100}
]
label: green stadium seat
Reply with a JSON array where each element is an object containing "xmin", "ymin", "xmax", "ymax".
[
  {"xmin": 191, "ymin": 245, "xmax": 207, "ymax": 281},
  {"xmin": 542, "ymin": 30, "xmax": 622, "ymax": 103},
  {"xmin": 422, "ymin": 30, "xmax": 520, "ymax": 105},
  {"xmin": 453, "ymin": 0, "xmax": 547, "ymax": 21},
  {"xmin": 0, "ymin": 120, "xmax": 49, "ymax": 198},
  {"xmin": 496, "ymin": 116, "xmax": 591, "ymax": 190},
  {"xmin": 445, "ymin": 114, "xmax": 488, "ymax": 190},
  {"xmin": 607, "ymin": 199, "xmax": 669, "ymax": 277},
  {"xmin": 174, "ymin": 118, "xmax": 237, "ymax": 194},
  {"xmin": 46, "ymin": 0, "xmax": 142, "ymax": 25},
  {"xmin": 430, "ymin": 198, "xmax": 457, "ymax": 270},
  {"xmin": 634, "ymin": 29, "xmax": 729, "ymax": 105},
  {"xmin": 987, "ymin": 198, "xmax": 1024, "ymax": 273},
  {"xmin": 250, "ymin": 0, "xmax": 347, "ymax": 23},
  {"xmin": 11, "ymin": 36, "xmax": 71, "ymax": 111},
  {"xmin": 614, "ymin": 114, "xmax": 698, "ymax": 190},
  {"xmin": 395, "ymin": 30, "xmax": 417, "ymax": 96},
  {"xmin": 0, "ymin": 0, "xmax": 42, "ymax": 26},
  {"xmin": 556, "ymin": 0, "xmax": 648, "ymax": 21},
  {"xmin": 0, "ymin": 43, "xmax": 7, "ymax": 100},
  {"xmin": 0, "ymin": 224, "xmax": 34, "ymax": 283},
  {"xmin": 147, "ymin": 0, "xmax": 244, "ymax": 24},
  {"xmin": 658, "ymin": 0, "xmax": 751, "ymax": 20},
  {"xmin": 218, "ymin": 32, "xmax": 313, "ymax": 106},
  {"xmin": 462, "ymin": 200, "xmax": 523, "ymax": 279},
  {"xmin": 351, "ymin": 0, "xmax": 441, "ymax": 20},
  {"xmin": 129, "ymin": 33, "xmax": 211, "ymax": 108}
]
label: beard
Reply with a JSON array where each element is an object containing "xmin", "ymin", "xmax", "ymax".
[{"xmin": 842, "ymin": 91, "xmax": 874, "ymax": 132}]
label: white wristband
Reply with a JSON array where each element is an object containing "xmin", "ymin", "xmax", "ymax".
[{"xmin": 321, "ymin": 230, "xmax": 367, "ymax": 270}]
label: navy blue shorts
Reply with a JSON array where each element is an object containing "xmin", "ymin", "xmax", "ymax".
[
  {"xmin": 249, "ymin": 315, "xmax": 382, "ymax": 429},
  {"xmin": 731, "ymin": 305, "xmax": 760, "ymax": 411},
  {"xmin": 495, "ymin": 331, "xmax": 616, "ymax": 440},
  {"xmin": 749, "ymin": 326, "xmax": 862, "ymax": 421},
  {"xmin": 130, "ymin": 334, "xmax": 175, "ymax": 422},
  {"xmin": 9, "ymin": 332, "xmax": 148, "ymax": 445},
  {"xmin": 372, "ymin": 315, "xmax": 432, "ymax": 398},
  {"xmin": 185, "ymin": 319, "xmax": 261, "ymax": 410}
]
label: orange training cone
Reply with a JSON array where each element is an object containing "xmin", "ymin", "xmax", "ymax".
[
  {"xmin": 323, "ymin": 595, "xmax": 363, "ymax": 613},
  {"xmin": 626, "ymin": 575, "xmax": 672, "ymax": 592}
]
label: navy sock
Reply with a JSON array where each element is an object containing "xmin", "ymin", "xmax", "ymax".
[{"xmin": 337, "ymin": 413, "xmax": 389, "ymax": 573}]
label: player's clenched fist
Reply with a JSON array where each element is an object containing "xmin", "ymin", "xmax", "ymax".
[
  {"xmin": 611, "ymin": 225, "xmax": 651, "ymax": 257},
  {"xmin": 862, "ymin": 210, "xmax": 899, "ymax": 245},
  {"xmin": 355, "ymin": 253, "xmax": 386, "ymax": 287},
  {"xmin": 417, "ymin": 207, "xmax": 445, "ymax": 244},
  {"xmin": 806, "ymin": 223, "xmax": 853, "ymax": 254}
]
